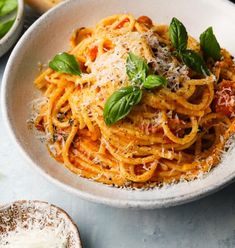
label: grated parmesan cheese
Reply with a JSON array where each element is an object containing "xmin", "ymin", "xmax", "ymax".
[
  {"xmin": 88, "ymin": 32, "xmax": 150, "ymax": 87},
  {"xmin": 216, "ymin": 87, "xmax": 235, "ymax": 106},
  {"xmin": 88, "ymin": 30, "xmax": 189, "ymax": 91},
  {"xmin": 2, "ymin": 228, "xmax": 67, "ymax": 248},
  {"xmin": 143, "ymin": 31, "xmax": 190, "ymax": 90}
]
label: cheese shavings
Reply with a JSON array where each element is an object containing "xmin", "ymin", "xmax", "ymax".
[
  {"xmin": 2, "ymin": 227, "xmax": 67, "ymax": 248},
  {"xmin": 89, "ymin": 32, "xmax": 152, "ymax": 87},
  {"xmin": 87, "ymin": 30, "xmax": 189, "ymax": 92},
  {"xmin": 143, "ymin": 31, "xmax": 189, "ymax": 91}
]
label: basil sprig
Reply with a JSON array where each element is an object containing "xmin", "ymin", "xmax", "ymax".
[
  {"xmin": 49, "ymin": 52, "xmax": 81, "ymax": 76},
  {"xmin": 169, "ymin": 17, "xmax": 210, "ymax": 76},
  {"xmin": 104, "ymin": 86, "xmax": 142, "ymax": 126},
  {"xmin": 126, "ymin": 52, "xmax": 148, "ymax": 84},
  {"xmin": 0, "ymin": 0, "xmax": 17, "ymax": 17},
  {"xmin": 200, "ymin": 27, "xmax": 221, "ymax": 61},
  {"xmin": 0, "ymin": 19, "xmax": 14, "ymax": 38},
  {"xmin": 143, "ymin": 75, "xmax": 167, "ymax": 89},
  {"xmin": 104, "ymin": 53, "xmax": 167, "ymax": 125},
  {"xmin": 125, "ymin": 53, "xmax": 167, "ymax": 90},
  {"xmin": 169, "ymin": 17, "xmax": 188, "ymax": 52}
]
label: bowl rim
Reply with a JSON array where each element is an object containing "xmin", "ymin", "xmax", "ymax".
[
  {"xmin": 1, "ymin": 0, "xmax": 235, "ymax": 209},
  {"xmin": 0, "ymin": 200, "xmax": 83, "ymax": 247},
  {"xmin": 0, "ymin": 0, "xmax": 24, "ymax": 45}
]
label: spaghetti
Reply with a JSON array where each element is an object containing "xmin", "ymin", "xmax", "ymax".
[{"xmin": 32, "ymin": 14, "xmax": 235, "ymax": 188}]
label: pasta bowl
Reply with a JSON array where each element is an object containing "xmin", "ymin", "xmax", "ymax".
[{"xmin": 2, "ymin": 0, "xmax": 235, "ymax": 208}]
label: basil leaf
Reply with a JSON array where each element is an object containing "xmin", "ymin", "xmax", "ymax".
[
  {"xmin": 180, "ymin": 50, "xmax": 210, "ymax": 76},
  {"xmin": 0, "ymin": 19, "xmax": 14, "ymax": 38},
  {"xmin": 143, "ymin": 75, "xmax": 167, "ymax": 89},
  {"xmin": 104, "ymin": 86, "xmax": 142, "ymax": 126},
  {"xmin": 126, "ymin": 52, "xmax": 148, "ymax": 84},
  {"xmin": 169, "ymin": 17, "xmax": 188, "ymax": 52},
  {"xmin": 49, "ymin": 52, "xmax": 81, "ymax": 76},
  {"xmin": 0, "ymin": 0, "xmax": 17, "ymax": 17},
  {"xmin": 200, "ymin": 27, "xmax": 221, "ymax": 61}
]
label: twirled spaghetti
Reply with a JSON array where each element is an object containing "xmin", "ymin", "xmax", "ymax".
[{"xmin": 31, "ymin": 14, "xmax": 235, "ymax": 188}]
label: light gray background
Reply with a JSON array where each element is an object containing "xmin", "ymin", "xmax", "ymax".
[{"xmin": 1, "ymin": 6, "xmax": 235, "ymax": 248}]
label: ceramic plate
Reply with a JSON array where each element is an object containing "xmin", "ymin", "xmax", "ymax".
[{"xmin": 2, "ymin": 0, "xmax": 235, "ymax": 208}]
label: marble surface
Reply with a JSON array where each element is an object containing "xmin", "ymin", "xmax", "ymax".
[{"xmin": 1, "ymin": 5, "xmax": 235, "ymax": 248}]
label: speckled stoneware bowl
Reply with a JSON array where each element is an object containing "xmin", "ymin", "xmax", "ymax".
[
  {"xmin": 2, "ymin": 0, "xmax": 235, "ymax": 209},
  {"xmin": 0, "ymin": 0, "xmax": 24, "ymax": 57},
  {"xmin": 0, "ymin": 200, "xmax": 82, "ymax": 247}
]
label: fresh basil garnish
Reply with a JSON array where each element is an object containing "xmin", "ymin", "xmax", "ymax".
[
  {"xmin": 49, "ymin": 52, "xmax": 81, "ymax": 76},
  {"xmin": 104, "ymin": 86, "xmax": 142, "ymax": 126},
  {"xmin": 169, "ymin": 17, "xmax": 210, "ymax": 76},
  {"xmin": 0, "ymin": 19, "xmax": 14, "ymax": 38},
  {"xmin": 200, "ymin": 27, "xmax": 221, "ymax": 61},
  {"xmin": 169, "ymin": 17, "xmax": 188, "ymax": 52},
  {"xmin": 0, "ymin": 0, "xmax": 17, "ymax": 17},
  {"xmin": 180, "ymin": 50, "xmax": 210, "ymax": 76},
  {"xmin": 126, "ymin": 52, "xmax": 148, "ymax": 84},
  {"xmin": 143, "ymin": 75, "xmax": 167, "ymax": 89},
  {"xmin": 104, "ymin": 52, "xmax": 168, "ymax": 125}
]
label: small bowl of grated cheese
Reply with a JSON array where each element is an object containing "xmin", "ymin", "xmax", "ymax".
[{"xmin": 0, "ymin": 200, "xmax": 82, "ymax": 248}]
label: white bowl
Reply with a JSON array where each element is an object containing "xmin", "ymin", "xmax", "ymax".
[
  {"xmin": 2, "ymin": 0, "xmax": 235, "ymax": 209},
  {"xmin": 0, "ymin": 0, "xmax": 24, "ymax": 57},
  {"xmin": 0, "ymin": 200, "xmax": 82, "ymax": 247}
]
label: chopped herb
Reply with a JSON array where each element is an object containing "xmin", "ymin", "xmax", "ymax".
[{"xmin": 69, "ymin": 119, "xmax": 74, "ymax": 126}]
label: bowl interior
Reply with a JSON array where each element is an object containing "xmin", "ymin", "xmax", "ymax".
[{"xmin": 2, "ymin": 0, "xmax": 235, "ymax": 208}]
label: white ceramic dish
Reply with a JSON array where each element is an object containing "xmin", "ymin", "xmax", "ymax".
[
  {"xmin": 0, "ymin": 200, "xmax": 82, "ymax": 247},
  {"xmin": 0, "ymin": 0, "xmax": 24, "ymax": 57},
  {"xmin": 2, "ymin": 0, "xmax": 235, "ymax": 209}
]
